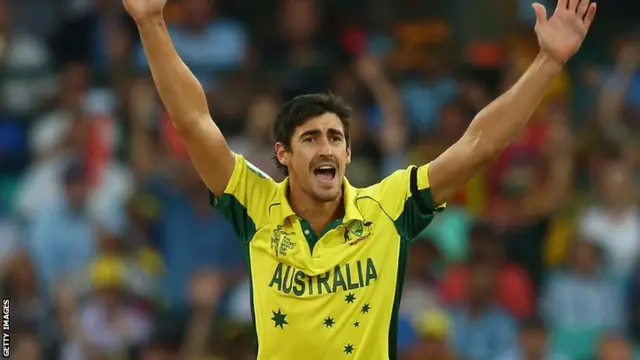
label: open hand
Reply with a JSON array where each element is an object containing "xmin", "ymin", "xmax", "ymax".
[
  {"xmin": 532, "ymin": 0, "xmax": 597, "ymax": 64},
  {"xmin": 190, "ymin": 270, "xmax": 225, "ymax": 310},
  {"xmin": 355, "ymin": 55, "xmax": 384, "ymax": 83},
  {"xmin": 123, "ymin": 0, "xmax": 167, "ymax": 23},
  {"xmin": 615, "ymin": 43, "xmax": 640, "ymax": 75}
]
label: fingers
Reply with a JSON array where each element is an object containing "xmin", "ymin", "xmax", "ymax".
[
  {"xmin": 532, "ymin": 3, "xmax": 548, "ymax": 25},
  {"xmin": 584, "ymin": 2, "xmax": 597, "ymax": 28},
  {"xmin": 567, "ymin": 0, "xmax": 578, "ymax": 11},
  {"xmin": 556, "ymin": 0, "xmax": 568, "ymax": 11},
  {"xmin": 576, "ymin": 0, "xmax": 589, "ymax": 16}
]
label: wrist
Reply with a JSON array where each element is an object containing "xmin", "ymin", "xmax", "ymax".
[
  {"xmin": 194, "ymin": 301, "xmax": 218, "ymax": 313},
  {"xmin": 135, "ymin": 15, "xmax": 165, "ymax": 28},
  {"xmin": 535, "ymin": 52, "xmax": 564, "ymax": 75}
]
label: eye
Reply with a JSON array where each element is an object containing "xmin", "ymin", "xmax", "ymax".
[{"xmin": 303, "ymin": 137, "xmax": 314, "ymax": 143}]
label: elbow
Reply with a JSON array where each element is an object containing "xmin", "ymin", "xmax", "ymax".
[
  {"xmin": 461, "ymin": 132, "xmax": 502, "ymax": 168},
  {"xmin": 172, "ymin": 113, "xmax": 212, "ymax": 136}
]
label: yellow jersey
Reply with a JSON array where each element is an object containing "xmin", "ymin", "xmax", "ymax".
[{"xmin": 211, "ymin": 154, "xmax": 444, "ymax": 360}]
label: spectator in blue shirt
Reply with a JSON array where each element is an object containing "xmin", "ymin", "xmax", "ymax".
[
  {"xmin": 146, "ymin": 162, "xmax": 244, "ymax": 310},
  {"xmin": 541, "ymin": 239, "xmax": 625, "ymax": 332},
  {"xmin": 497, "ymin": 316, "xmax": 569, "ymax": 360},
  {"xmin": 448, "ymin": 262, "xmax": 517, "ymax": 360},
  {"xmin": 28, "ymin": 159, "xmax": 98, "ymax": 300}
]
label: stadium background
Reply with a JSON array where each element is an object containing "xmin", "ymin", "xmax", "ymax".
[{"xmin": 2, "ymin": 0, "xmax": 640, "ymax": 358}]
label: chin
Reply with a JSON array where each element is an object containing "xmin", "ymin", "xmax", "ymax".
[{"xmin": 312, "ymin": 187, "xmax": 341, "ymax": 202}]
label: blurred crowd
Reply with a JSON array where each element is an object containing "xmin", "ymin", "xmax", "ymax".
[{"xmin": 2, "ymin": 0, "xmax": 640, "ymax": 359}]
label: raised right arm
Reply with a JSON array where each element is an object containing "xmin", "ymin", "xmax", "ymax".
[{"xmin": 130, "ymin": 10, "xmax": 234, "ymax": 196}]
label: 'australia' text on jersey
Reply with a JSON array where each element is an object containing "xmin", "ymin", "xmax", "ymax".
[{"xmin": 269, "ymin": 258, "xmax": 378, "ymax": 297}]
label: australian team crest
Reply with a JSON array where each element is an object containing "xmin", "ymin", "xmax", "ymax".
[
  {"xmin": 270, "ymin": 225, "xmax": 296, "ymax": 257},
  {"xmin": 343, "ymin": 220, "xmax": 373, "ymax": 245}
]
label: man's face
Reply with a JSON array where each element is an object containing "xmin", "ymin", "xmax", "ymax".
[
  {"xmin": 598, "ymin": 161, "xmax": 635, "ymax": 207},
  {"xmin": 280, "ymin": 0, "xmax": 317, "ymax": 43},
  {"xmin": 182, "ymin": 0, "xmax": 213, "ymax": 28},
  {"xmin": 467, "ymin": 264, "xmax": 497, "ymax": 306},
  {"xmin": 276, "ymin": 112, "xmax": 351, "ymax": 202},
  {"xmin": 574, "ymin": 240, "xmax": 598, "ymax": 275},
  {"xmin": 469, "ymin": 236, "xmax": 502, "ymax": 264},
  {"xmin": 65, "ymin": 179, "xmax": 87, "ymax": 210}
]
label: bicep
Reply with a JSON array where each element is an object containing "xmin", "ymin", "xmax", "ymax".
[
  {"xmin": 178, "ymin": 116, "xmax": 235, "ymax": 197},
  {"xmin": 428, "ymin": 135, "xmax": 488, "ymax": 206}
]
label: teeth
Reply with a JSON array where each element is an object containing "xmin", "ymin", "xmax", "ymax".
[{"xmin": 318, "ymin": 166, "xmax": 334, "ymax": 170}]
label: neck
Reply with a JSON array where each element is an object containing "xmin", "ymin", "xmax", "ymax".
[{"xmin": 288, "ymin": 181, "xmax": 343, "ymax": 234}]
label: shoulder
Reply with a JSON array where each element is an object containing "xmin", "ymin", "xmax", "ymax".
[
  {"xmin": 220, "ymin": 153, "xmax": 278, "ymax": 198},
  {"xmin": 212, "ymin": 154, "xmax": 279, "ymax": 238},
  {"xmin": 358, "ymin": 164, "xmax": 443, "ymax": 236},
  {"xmin": 35, "ymin": 200, "xmax": 68, "ymax": 222},
  {"xmin": 356, "ymin": 167, "xmax": 414, "ymax": 202},
  {"xmin": 578, "ymin": 205, "xmax": 606, "ymax": 229}
]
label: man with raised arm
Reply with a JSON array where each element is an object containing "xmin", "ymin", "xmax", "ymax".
[{"xmin": 123, "ymin": 0, "xmax": 596, "ymax": 358}]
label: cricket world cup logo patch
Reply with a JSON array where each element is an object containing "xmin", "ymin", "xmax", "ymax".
[{"xmin": 270, "ymin": 225, "xmax": 296, "ymax": 257}]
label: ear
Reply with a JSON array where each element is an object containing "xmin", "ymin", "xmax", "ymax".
[
  {"xmin": 275, "ymin": 142, "xmax": 290, "ymax": 167},
  {"xmin": 346, "ymin": 146, "xmax": 351, "ymax": 164}
]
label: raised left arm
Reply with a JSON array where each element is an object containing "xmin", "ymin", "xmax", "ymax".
[{"xmin": 427, "ymin": 0, "xmax": 596, "ymax": 206}]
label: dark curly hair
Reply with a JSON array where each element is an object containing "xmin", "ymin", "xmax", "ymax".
[{"xmin": 272, "ymin": 93, "xmax": 352, "ymax": 176}]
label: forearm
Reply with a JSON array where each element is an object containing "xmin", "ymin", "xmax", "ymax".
[
  {"xmin": 465, "ymin": 53, "xmax": 562, "ymax": 161},
  {"xmin": 180, "ymin": 307, "xmax": 216, "ymax": 360},
  {"xmin": 365, "ymin": 77, "xmax": 403, "ymax": 123},
  {"xmin": 136, "ymin": 17, "xmax": 209, "ymax": 129}
]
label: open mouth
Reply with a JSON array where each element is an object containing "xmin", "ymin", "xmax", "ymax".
[{"xmin": 313, "ymin": 165, "xmax": 337, "ymax": 183}]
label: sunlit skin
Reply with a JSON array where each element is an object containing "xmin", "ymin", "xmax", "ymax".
[{"xmin": 275, "ymin": 113, "xmax": 351, "ymax": 234}]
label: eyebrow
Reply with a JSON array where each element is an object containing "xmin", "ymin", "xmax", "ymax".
[{"xmin": 299, "ymin": 128, "xmax": 345, "ymax": 139}]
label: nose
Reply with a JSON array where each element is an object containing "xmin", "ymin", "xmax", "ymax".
[{"xmin": 317, "ymin": 136, "xmax": 333, "ymax": 156}]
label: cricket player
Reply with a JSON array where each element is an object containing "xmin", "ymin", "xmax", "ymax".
[{"xmin": 123, "ymin": 0, "xmax": 596, "ymax": 358}]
